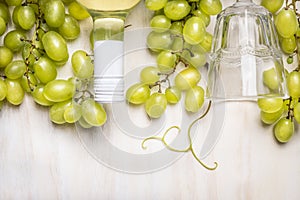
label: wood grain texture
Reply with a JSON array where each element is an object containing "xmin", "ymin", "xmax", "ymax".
[{"xmin": 1, "ymin": 0, "xmax": 300, "ymax": 199}]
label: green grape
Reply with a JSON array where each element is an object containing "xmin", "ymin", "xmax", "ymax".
[
  {"xmin": 145, "ymin": 92, "xmax": 167, "ymax": 118},
  {"xmin": 68, "ymin": 1, "xmax": 90, "ymax": 20},
  {"xmin": 164, "ymin": 0, "xmax": 191, "ymax": 21},
  {"xmin": 165, "ymin": 86, "xmax": 181, "ymax": 104},
  {"xmin": 171, "ymin": 37, "xmax": 184, "ymax": 52},
  {"xmin": 44, "ymin": 0, "xmax": 65, "ymax": 28},
  {"xmin": 192, "ymin": 9, "xmax": 211, "ymax": 27},
  {"xmin": 81, "ymin": 98, "xmax": 107, "ymax": 127},
  {"xmin": 44, "ymin": 79, "xmax": 76, "ymax": 102},
  {"xmin": 199, "ymin": 32, "xmax": 213, "ymax": 52},
  {"xmin": 0, "ymin": 17, "xmax": 6, "ymax": 36},
  {"xmin": 287, "ymin": 56, "xmax": 293, "ymax": 64},
  {"xmin": 145, "ymin": 0, "xmax": 167, "ymax": 11},
  {"xmin": 287, "ymin": 71, "xmax": 300, "ymax": 98},
  {"xmin": 140, "ymin": 66, "xmax": 160, "ymax": 84},
  {"xmin": 31, "ymin": 84, "xmax": 54, "ymax": 106},
  {"xmin": 0, "ymin": 46, "xmax": 13, "ymax": 68},
  {"xmin": 49, "ymin": 100, "xmax": 72, "ymax": 124},
  {"xmin": 5, "ymin": 79, "xmax": 25, "ymax": 106},
  {"xmin": 5, "ymin": 60, "xmax": 27, "ymax": 80},
  {"xmin": 147, "ymin": 31, "xmax": 172, "ymax": 52},
  {"xmin": 170, "ymin": 21, "xmax": 183, "ymax": 34},
  {"xmin": 33, "ymin": 56, "xmax": 57, "ymax": 84},
  {"xmin": 274, "ymin": 118, "xmax": 294, "ymax": 143},
  {"xmin": 185, "ymin": 85, "xmax": 205, "ymax": 113},
  {"xmin": 261, "ymin": 0, "xmax": 284, "ymax": 14},
  {"xmin": 260, "ymin": 107, "xmax": 284, "ymax": 125},
  {"xmin": 0, "ymin": 2, "xmax": 10, "ymax": 23},
  {"xmin": 21, "ymin": 73, "xmax": 38, "ymax": 92},
  {"xmin": 5, "ymin": 0, "xmax": 22, "ymax": 6},
  {"xmin": 183, "ymin": 17, "xmax": 206, "ymax": 45},
  {"xmin": 280, "ymin": 36, "xmax": 296, "ymax": 54},
  {"xmin": 182, "ymin": 50, "xmax": 206, "ymax": 68},
  {"xmin": 71, "ymin": 50, "xmax": 94, "ymax": 79},
  {"xmin": 294, "ymin": 103, "xmax": 300, "ymax": 124},
  {"xmin": 126, "ymin": 83, "xmax": 151, "ymax": 104},
  {"xmin": 42, "ymin": 31, "xmax": 69, "ymax": 62},
  {"xmin": 58, "ymin": 15, "xmax": 80, "ymax": 40},
  {"xmin": 263, "ymin": 68, "xmax": 280, "ymax": 91},
  {"xmin": 157, "ymin": 50, "xmax": 177, "ymax": 73},
  {"xmin": 275, "ymin": 9, "xmax": 298, "ymax": 38},
  {"xmin": 64, "ymin": 102, "xmax": 82, "ymax": 123},
  {"xmin": 199, "ymin": 0, "xmax": 222, "ymax": 15},
  {"xmin": 12, "ymin": 6, "xmax": 21, "ymax": 26},
  {"xmin": 257, "ymin": 97, "xmax": 283, "ymax": 113},
  {"xmin": 150, "ymin": 15, "xmax": 171, "ymax": 32},
  {"xmin": 78, "ymin": 117, "xmax": 93, "ymax": 129},
  {"xmin": 17, "ymin": 6, "xmax": 36, "ymax": 30},
  {"xmin": 175, "ymin": 67, "xmax": 201, "ymax": 90},
  {"xmin": 0, "ymin": 78, "xmax": 7, "ymax": 101},
  {"xmin": 4, "ymin": 30, "xmax": 26, "ymax": 52}
]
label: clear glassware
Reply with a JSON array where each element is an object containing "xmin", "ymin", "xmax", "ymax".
[
  {"xmin": 77, "ymin": 0, "xmax": 141, "ymax": 103},
  {"xmin": 207, "ymin": 0, "xmax": 288, "ymax": 101}
]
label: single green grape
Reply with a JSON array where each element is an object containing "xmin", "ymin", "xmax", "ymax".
[
  {"xmin": 17, "ymin": 6, "xmax": 36, "ymax": 30},
  {"xmin": 165, "ymin": 86, "xmax": 181, "ymax": 104},
  {"xmin": 31, "ymin": 84, "xmax": 54, "ymax": 106},
  {"xmin": 263, "ymin": 67, "xmax": 280, "ymax": 91},
  {"xmin": 0, "ymin": 78, "xmax": 7, "ymax": 101},
  {"xmin": 274, "ymin": 118, "xmax": 294, "ymax": 143},
  {"xmin": 78, "ymin": 117, "xmax": 93, "ymax": 129},
  {"xmin": 287, "ymin": 56, "xmax": 293, "ymax": 64},
  {"xmin": 164, "ymin": 0, "xmax": 191, "ymax": 21},
  {"xmin": 33, "ymin": 56, "xmax": 57, "ymax": 84},
  {"xmin": 280, "ymin": 36, "xmax": 296, "ymax": 54},
  {"xmin": 64, "ymin": 102, "xmax": 82, "ymax": 123},
  {"xmin": 145, "ymin": 92, "xmax": 168, "ymax": 118},
  {"xmin": 71, "ymin": 50, "xmax": 94, "ymax": 79},
  {"xmin": 199, "ymin": 32, "xmax": 213, "ymax": 52},
  {"xmin": 294, "ymin": 102, "xmax": 300, "ymax": 124},
  {"xmin": 171, "ymin": 37, "xmax": 184, "ymax": 52},
  {"xmin": 261, "ymin": 0, "xmax": 284, "ymax": 14},
  {"xmin": 126, "ymin": 83, "xmax": 151, "ymax": 105},
  {"xmin": 170, "ymin": 21, "xmax": 183, "ymax": 34},
  {"xmin": 275, "ymin": 9, "xmax": 298, "ymax": 38},
  {"xmin": 44, "ymin": 0, "xmax": 66, "ymax": 28},
  {"xmin": 260, "ymin": 107, "xmax": 284, "ymax": 125},
  {"xmin": 140, "ymin": 66, "xmax": 160, "ymax": 84},
  {"xmin": 58, "ymin": 15, "xmax": 80, "ymax": 40},
  {"xmin": 286, "ymin": 71, "xmax": 300, "ymax": 98},
  {"xmin": 185, "ymin": 85, "xmax": 205, "ymax": 113},
  {"xmin": 49, "ymin": 100, "xmax": 72, "ymax": 124},
  {"xmin": 5, "ymin": 79, "xmax": 25, "ymax": 106},
  {"xmin": 0, "ymin": 17, "xmax": 6, "ymax": 36},
  {"xmin": 12, "ymin": 5, "xmax": 21, "ymax": 26},
  {"xmin": 183, "ymin": 17, "xmax": 206, "ymax": 45},
  {"xmin": 192, "ymin": 9, "xmax": 211, "ymax": 27},
  {"xmin": 68, "ymin": 1, "xmax": 90, "ymax": 20},
  {"xmin": 175, "ymin": 67, "xmax": 201, "ymax": 90},
  {"xmin": 150, "ymin": 15, "xmax": 171, "ymax": 32},
  {"xmin": 182, "ymin": 50, "xmax": 206, "ymax": 68},
  {"xmin": 199, "ymin": 0, "xmax": 222, "ymax": 15},
  {"xmin": 81, "ymin": 98, "xmax": 107, "ymax": 127},
  {"xmin": 42, "ymin": 31, "xmax": 69, "ymax": 62},
  {"xmin": 0, "ymin": 46, "xmax": 13, "ymax": 68},
  {"xmin": 145, "ymin": 0, "xmax": 167, "ymax": 11},
  {"xmin": 4, "ymin": 30, "xmax": 26, "ymax": 52},
  {"xmin": 257, "ymin": 97, "xmax": 283, "ymax": 113},
  {"xmin": 5, "ymin": 60, "xmax": 26, "ymax": 80},
  {"xmin": 157, "ymin": 50, "xmax": 177, "ymax": 73},
  {"xmin": 147, "ymin": 31, "xmax": 172, "ymax": 52},
  {"xmin": 21, "ymin": 73, "xmax": 38, "ymax": 92},
  {"xmin": 0, "ymin": 2, "xmax": 10, "ymax": 23},
  {"xmin": 44, "ymin": 79, "xmax": 76, "ymax": 102}
]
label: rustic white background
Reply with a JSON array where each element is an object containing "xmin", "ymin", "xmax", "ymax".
[{"xmin": 1, "ymin": 0, "xmax": 300, "ymax": 199}]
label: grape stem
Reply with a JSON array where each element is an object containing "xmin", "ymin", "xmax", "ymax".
[{"xmin": 142, "ymin": 100, "xmax": 218, "ymax": 170}]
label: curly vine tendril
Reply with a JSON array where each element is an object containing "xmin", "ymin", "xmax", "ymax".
[{"xmin": 142, "ymin": 100, "xmax": 218, "ymax": 170}]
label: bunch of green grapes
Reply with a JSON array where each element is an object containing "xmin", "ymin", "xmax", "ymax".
[
  {"xmin": 259, "ymin": 0, "xmax": 300, "ymax": 143},
  {"xmin": 0, "ymin": 0, "xmax": 107, "ymax": 128},
  {"xmin": 126, "ymin": 0, "xmax": 222, "ymax": 118}
]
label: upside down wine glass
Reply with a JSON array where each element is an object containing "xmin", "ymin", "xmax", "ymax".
[
  {"xmin": 207, "ymin": 0, "xmax": 288, "ymax": 101},
  {"xmin": 77, "ymin": 0, "xmax": 141, "ymax": 103}
]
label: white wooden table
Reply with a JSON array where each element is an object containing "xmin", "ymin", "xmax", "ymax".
[{"xmin": 1, "ymin": 0, "xmax": 300, "ymax": 199}]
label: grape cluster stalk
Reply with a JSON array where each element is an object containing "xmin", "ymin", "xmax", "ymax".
[
  {"xmin": 125, "ymin": 0, "xmax": 223, "ymax": 170},
  {"xmin": 0, "ymin": 0, "xmax": 107, "ymax": 128},
  {"xmin": 260, "ymin": 0, "xmax": 300, "ymax": 143}
]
